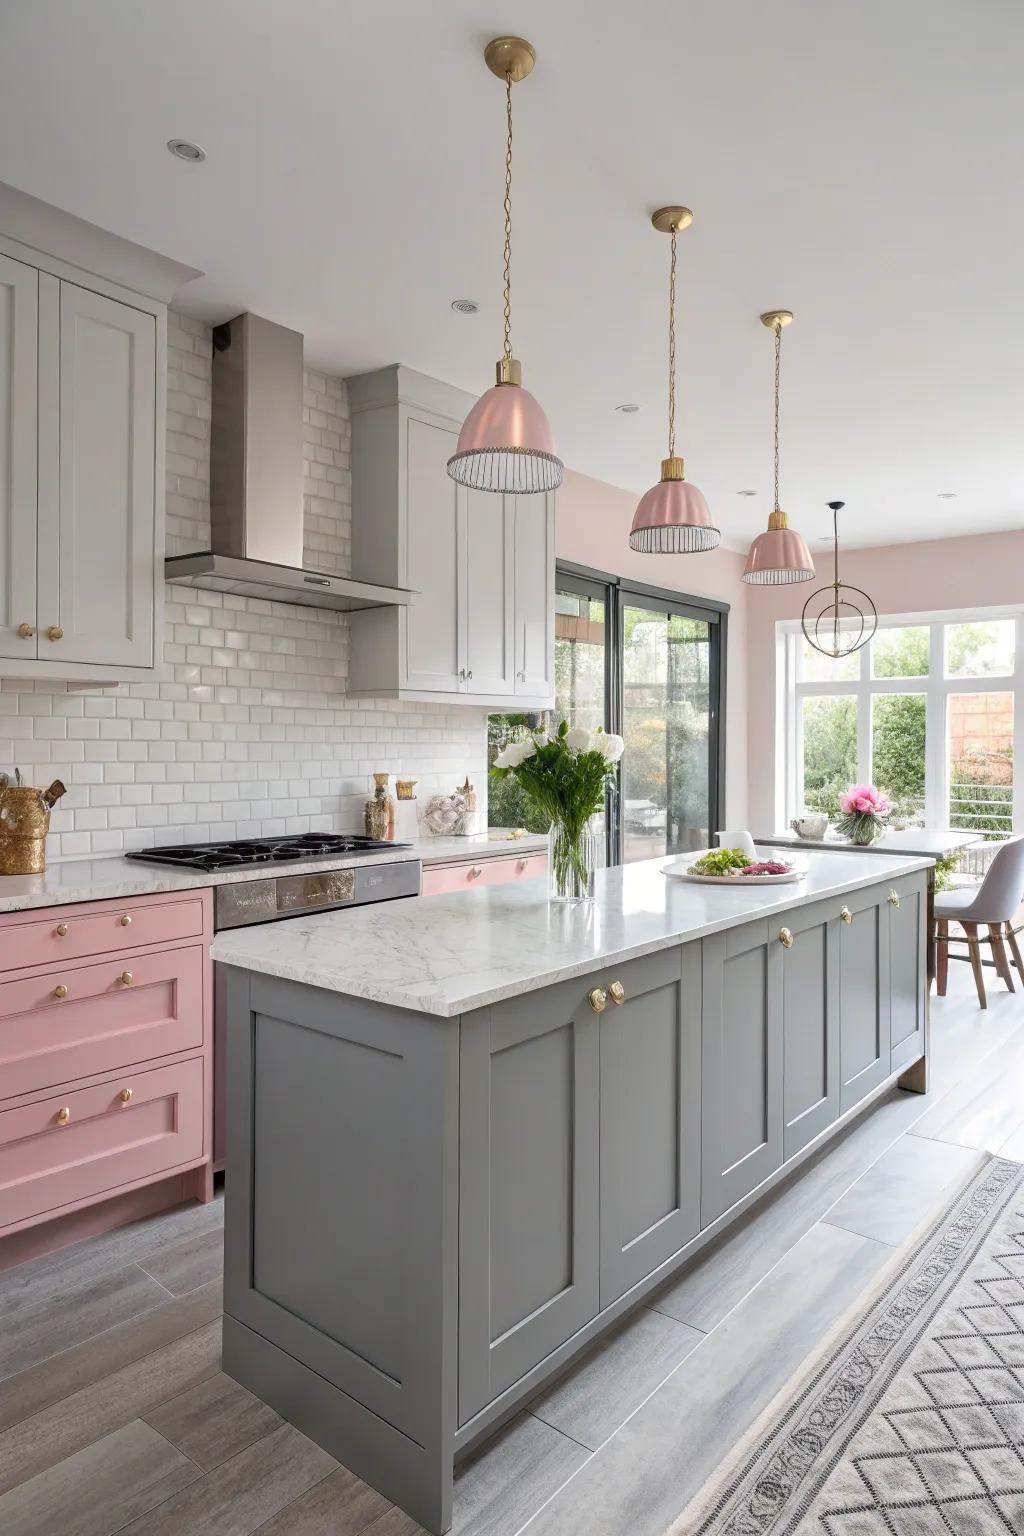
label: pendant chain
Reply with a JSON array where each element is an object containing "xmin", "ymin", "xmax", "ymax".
[
  {"xmin": 668, "ymin": 228, "xmax": 677, "ymax": 459},
  {"xmin": 773, "ymin": 318, "xmax": 782, "ymax": 512},
  {"xmin": 503, "ymin": 71, "xmax": 513, "ymax": 362}
]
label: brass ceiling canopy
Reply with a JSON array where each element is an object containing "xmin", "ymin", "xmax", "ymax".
[
  {"xmin": 484, "ymin": 36, "xmax": 536, "ymax": 82},
  {"xmin": 651, "ymin": 206, "xmax": 694, "ymax": 234},
  {"xmin": 760, "ymin": 309, "xmax": 794, "ymax": 329}
]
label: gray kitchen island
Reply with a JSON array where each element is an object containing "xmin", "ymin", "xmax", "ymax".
[{"xmin": 211, "ymin": 848, "xmax": 931, "ymax": 1533}]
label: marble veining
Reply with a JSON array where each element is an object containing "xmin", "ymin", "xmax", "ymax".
[
  {"xmin": 0, "ymin": 830, "xmax": 547, "ymax": 913},
  {"xmin": 210, "ymin": 849, "xmax": 933, "ymax": 1018}
]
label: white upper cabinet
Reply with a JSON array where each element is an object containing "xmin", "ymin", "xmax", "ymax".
[
  {"xmin": 0, "ymin": 181, "xmax": 197, "ymax": 681},
  {"xmin": 347, "ymin": 365, "xmax": 554, "ymax": 708},
  {"xmin": 0, "ymin": 253, "xmax": 38, "ymax": 660}
]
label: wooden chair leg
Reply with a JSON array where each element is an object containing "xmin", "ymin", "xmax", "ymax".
[
  {"xmin": 962, "ymin": 922, "xmax": 987, "ymax": 1009},
  {"xmin": 936, "ymin": 919, "xmax": 949, "ymax": 995},
  {"xmin": 1005, "ymin": 922, "xmax": 1024, "ymax": 983},
  {"xmin": 990, "ymin": 923, "xmax": 1015, "ymax": 991}
]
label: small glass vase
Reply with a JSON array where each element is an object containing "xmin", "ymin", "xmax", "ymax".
[
  {"xmin": 549, "ymin": 825, "xmax": 600, "ymax": 903},
  {"xmin": 850, "ymin": 813, "xmax": 884, "ymax": 846}
]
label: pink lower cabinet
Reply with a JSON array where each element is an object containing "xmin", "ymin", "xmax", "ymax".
[
  {"xmin": 421, "ymin": 851, "xmax": 548, "ymax": 897},
  {"xmin": 0, "ymin": 888, "xmax": 213, "ymax": 1248}
]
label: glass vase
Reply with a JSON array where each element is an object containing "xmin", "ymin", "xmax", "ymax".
[
  {"xmin": 851, "ymin": 813, "xmax": 884, "ymax": 846},
  {"xmin": 549, "ymin": 824, "xmax": 600, "ymax": 903}
]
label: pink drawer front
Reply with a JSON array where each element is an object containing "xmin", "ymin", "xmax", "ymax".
[
  {"xmin": 1, "ymin": 895, "xmax": 206, "ymax": 970},
  {"xmin": 421, "ymin": 852, "xmax": 548, "ymax": 896},
  {"xmin": 0, "ymin": 945, "xmax": 205, "ymax": 1101},
  {"xmin": 0, "ymin": 1057, "xmax": 205, "ymax": 1232}
]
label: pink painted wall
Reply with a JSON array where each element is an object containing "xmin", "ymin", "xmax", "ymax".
[
  {"xmin": 744, "ymin": 528, "xmax": 1024, "ymax": 831},
  {"xmin": 555, "ymin": 469, "xmax": 750, "ymax": 825}
]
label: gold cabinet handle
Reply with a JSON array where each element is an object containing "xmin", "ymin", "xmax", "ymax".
[
  {"xmin": 888, "ymin": 890, "xmax": 900, "ymax": 907},
  {"xmin": 468, "ymin": 866, "xmax": 483, "ymax": 879},
  {"xmin": 55, "ymin": 922, "xmax": 69, "ymax": 937},
  {"xmin": 779, "ymin": 927, "xmax": 794, "ymax": 948},
  {"xmin": 588, "ymin": 986, "xmax": 608, "ymax": 1013},
  {"xmin": 608, "ymin": 981, "xmax": 626, "ymax": 1005},
  {"xmin": 119, "ymin": 971, "xmax": 134, "ymax": 987},
  {"xmin": 17, "ymin": 622, "xmax": 35, "ymax": 639},
  {"xmin": 841, "ymin": 906, "xmax": 853, "ymax": 925},
  {"xmin": 119, "ymin": 1087, "xmax": 133, "ymax": 1105},
  {"xmin": 516, "ymin": 858, "xmax": 528, "ymax": 872},
  {"xmin": 56, "ymin": 1105, "xmax": 71, "ymax": 1126},
  {"xmin": 46, "ymin": 625, "xmax": 63, "ymax": 642},
  {"xmin": 119, "ymin": 913, "xmax": 132, "ymax": 927},
  {"xmin": 53, "ymin": 983, "xmax": 69, "ymax": 1000}
]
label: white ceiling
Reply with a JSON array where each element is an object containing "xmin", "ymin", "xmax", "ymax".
[{"xmin": 2, "ymin": 0, "xmax": 1022, "ymax": 550}]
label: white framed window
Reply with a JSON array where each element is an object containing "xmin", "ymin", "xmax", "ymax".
[{"xmin": 776, "ymin": 607, "xmax": 1024, "ymax": 839}]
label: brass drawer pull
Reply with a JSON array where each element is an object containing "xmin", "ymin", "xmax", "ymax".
[
  {"xmin": 588, "ymin": 986, "xmax": 608, "ymax": 1013},
  {"xmin": 119, "ymin": 1087, "xmax": 133, "ymax": 1105},
  {"xmin": 46, "ymin": 625, "xmax": 63, "ymax": 642},
  {"xmin": 608, "ymin": 981, "xmax": 626, "ymax": 1005},
  {"xmin": 841, "ymin": 906, "xmax": 853, "ymax": 925},
  {"xmin": 888, "ymin": 890, "xmax": 900, "ymax": 908},
  {"xmin": 17, "ymin": 622, "xmax": 35, "ymax": 639},
  {"xmin": 119, "ymin": 913, "xmax": 132, "ymax": 927},
  {"xmin": 55, "ymin": 922, "xmax": 69, "ymax": 937},
  {"xmin": 468, "ymin": 866, "xmax": 483, "ymax": 879},
  {"xmin": 779, "ymin": 927, "xmax": 794, "ymax": 948},
  {"xmin": 53, "ymin": 983, "xmax": 69, "ymax": 1000},
  {"xmin": 56, "ymin": 1106, "xmax": 71, "ymax": 1126},
  {"xmin": 516, "ymin": 858, "xmax": 528, "ymax": 872},
  {"xmin": 119, "ymin": 971, "xmax": 134, "ymax": 987}
]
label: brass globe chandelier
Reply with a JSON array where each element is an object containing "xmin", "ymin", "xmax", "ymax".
[{"xmin": 801, "ymin": 500, "xmax": 878, "ymax": 658}]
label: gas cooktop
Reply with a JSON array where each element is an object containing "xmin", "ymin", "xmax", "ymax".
[{"xmin": 124, "ymin": 832, "xmax": 412, "ymax": 873}]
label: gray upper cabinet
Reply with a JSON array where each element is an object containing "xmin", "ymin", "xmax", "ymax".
[
  {"xmin": 781, "ymin": 899, "xmax": 840, "ymax": 1160},
  {"xmin": 348, "ymin": 365, "xmax": 554, "ymax": 708},
  {"xmin": 598, "ymin": 946, "xmax": 701, "ymax": 1307},
  {"xmin": 887, "ymin": 873, "xmax": 926, "ymax": 1073},
  {"xmin": 0, "ymin": 253, "xmax": 38, "ymax": 660},
  {"xmin": 701, "ymin": 920, "xmax": 784, "ymax": 1226},
  {"xmin": 838, "ymin": 884, "xmax": 891, "ymax": 1111},
  {"xmin": 458, "ymin": 978, "xmax": 599, "ymax": 1425},
  {"xmin": 0, "ymin": 186, "xmax": 188, "ymax": 682}
]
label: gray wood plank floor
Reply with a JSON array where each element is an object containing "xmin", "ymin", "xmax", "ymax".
[{"xmin": 0, "ymin": 963, "xmax": 1020, "ymax": 1536}]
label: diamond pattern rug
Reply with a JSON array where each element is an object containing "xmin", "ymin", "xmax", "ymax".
[{"xmin": 670, "ymin": 1157, "xmax": 1024, "ymax": 1535}]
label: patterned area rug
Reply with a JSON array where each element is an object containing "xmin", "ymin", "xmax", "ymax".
[{"xmin": 670, "ymin": 1157, "xmax": 1024, "ymax": 1535}]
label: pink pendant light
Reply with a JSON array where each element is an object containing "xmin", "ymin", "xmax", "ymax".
[
  {"xmin": 742, "ymin": 311, "xmax": 815, "ymax": 585},
  {"xmin": 630, "ymin": 207, "xmax": 719, "ymax": 553},
  {"xmin": 447, "ymin": 38, "xmax": 563, "ymax": 495}
]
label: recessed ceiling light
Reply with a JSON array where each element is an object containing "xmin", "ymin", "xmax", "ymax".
[
  {"xmin": 450, "ymin": 298, "xmax": 479, "ymax": 314},
  {"xmin": 167, "ymin": 138, "xmax": 206, "ymax": 163},
  {"xmin": 615, "ymin": 403, "xmax": 640, "ymax": 413},
  {"xmin": 736, "ymin": 489, "xmax": 757, "ymax": 496},
  {"xmin": 937, "ymin": 491, "xmax": 957, "ymax": 499}
]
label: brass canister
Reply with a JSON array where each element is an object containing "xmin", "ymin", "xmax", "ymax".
[{"xmin": 0, "ymin": 776, "xmax": 66, "ymax": 875}]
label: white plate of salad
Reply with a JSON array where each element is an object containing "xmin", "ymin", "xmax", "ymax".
[{"xmin": 662, "ymin": 847, "xmax": 803, "ymax": 885}]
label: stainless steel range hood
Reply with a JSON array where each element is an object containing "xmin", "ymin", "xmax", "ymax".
[{"xmin": 164, "ymin": 313, "xmax": 411, "ymax": 613}]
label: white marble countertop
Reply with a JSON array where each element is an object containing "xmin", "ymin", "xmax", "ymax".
[
  {"xmin": 0, "ymin": 830, "xmax": 548, "ymax": 914},
  {"xmin": 210, "ymin": 847, "xmax": 933, "ymax": 1019},
  {"xmin": 759, "ymin": 828, "xmax": 980, "ymax": 859}
]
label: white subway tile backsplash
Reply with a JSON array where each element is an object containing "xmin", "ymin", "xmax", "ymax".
[{"xmin": 1, "ymin": 314, "xmax": 486, "ymax": 857}]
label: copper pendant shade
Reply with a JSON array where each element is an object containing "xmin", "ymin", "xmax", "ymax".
[
  {"xmin": 742, "ymin": 311, "xmax": 815, "ymax": 586},
  {"xmin": 447, "ymin": 38, "xmax": 563, "ymax": 495},
  {"xmin": 629, "ymin": 208, "xmax": 719, "ymax": 553}
]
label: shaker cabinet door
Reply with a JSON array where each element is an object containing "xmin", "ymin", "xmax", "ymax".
[
  {"xmin": 887, "ymin": 873, "xmax": 926, "ymax": 1073},
  {"xmin": 781, "ymin": 900, "xmax": 840, "ymax": 1159},
  {"xmin": 458, "ymin": 984, "xmax": 599, "ymax": 1425},
  {"xmin": 701, "ymin": 920, "xmax": 783, "ymax": 1226},
  {"xmin": 513, "ymin": 491, "xmax": 554, "ymax": 698},
  {"xmin": 403, "ymin": 415, "xmax": 462, "ymax": 692},
  {"xmin": 37, "ymin": 278, "xmax": 157, "ymax": 668},
  {"xmin": 0, "ymin": 253, "xmax": 38, "ymax": 660},
  {"xmin": 838, "ymin": 886, "xmax": 891, "ymax": 1111},
  {"xmin": 461, "ymin": 487, "xmax": 514, "ymax": 695},
  {"xmin": 598, "ymin": 946, "xmax": 701, "ymax": 1307}
]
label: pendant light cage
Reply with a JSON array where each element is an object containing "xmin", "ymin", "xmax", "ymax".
[
  {"xmin": 742, "ymin": 312, "xmax": 815, "ymax": 586},
  {"xmin": 447, "ymin": 38, "xmax": 563, "ymax": 495},
  {"xmin": 801, "ymin": 502, "xmax": 878, "ymax": 657}
]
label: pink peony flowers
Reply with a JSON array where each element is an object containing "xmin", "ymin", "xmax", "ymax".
[{"xmin": 838, "ymin": 784, "xmax": 890, "ymax": 817}]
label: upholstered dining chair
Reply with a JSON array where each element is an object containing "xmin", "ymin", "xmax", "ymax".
[
  {"xmin": 716, "ymin": 829, "xmax": 757, "ymax": 860},
  {"xmin": 934, "ymin": 835, "xmax": 1024, "ymax": 1008}
]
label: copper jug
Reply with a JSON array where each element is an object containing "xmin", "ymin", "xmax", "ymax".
[{"xmin": 0, "ymin": 775, "xmax": 66, "ymax": 875}]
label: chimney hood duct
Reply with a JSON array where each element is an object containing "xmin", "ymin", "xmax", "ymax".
[{"xmin": 164, "ymin": 313, "xmax": 412, "ymax": 612}]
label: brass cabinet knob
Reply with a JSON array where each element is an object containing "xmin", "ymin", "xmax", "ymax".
[
  {"xmin": 46, "ymin": 625, "xmax": 63, "ymax": 642},
  {"xmin": 119, "ymin": 913, "xmax": 132, "ymax": 926},
  {"xmin": 119, "ymin": 1087, "xmax": 133, "ymax": 1104},
  {"xmin": 608, "ymin": 981, "xmax": 626, "ymax": 1005},
  {"xmin": 588, "ymin": 986, "xmax": 608, "ymax": 1013},
  {"xmin": 56, "ymin": 1106, "xmax": 71, "ymax": 1126},
  {"xmin": 888, "ymin": 890, "xmax": 900, "ymax": 907},
  {"xmin": 17, "ymin": 622, "xmax": 35, "ymax": 639},
  {"xmin": 119, "ymin": 971, "xmax": 133, "ymax": 986},
  {"xmin": 779, "ymin": 927, "xmax": 794, "ymax": 948},
  {"xmin": 841, "ymin": 906, "xmax": 853, "ymax": 925},
  {"xmin": 53, "ymin": 983, "xmax": 69, "ymax": 1000},
  {"xmin": 55, "ymin": 922, "xmax": 69, "ymax": 937}
]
